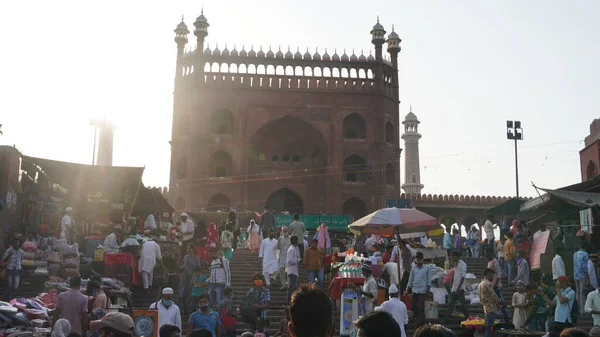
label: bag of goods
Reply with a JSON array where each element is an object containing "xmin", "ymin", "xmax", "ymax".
[
  {"xmin": 63, "ymin": 257, "xmax": 79, "ymax": 268},
  {"xmin": 62, "ymin": 243, "xmax": 79, "ymax": 258},
  {"xmin": 22, "ymin": 240, "xmax": 37, "ymax": 252},
  {"xmin": 24, "ymin": 309, "xmax": 46, "ymax": 320},
  {"xmin": 63, "ymin": 268, "xmax": 79, "ymax": 278},
  {"xmin": 30, "ymin": 318, "xmax": 47, "ymax": 328},
  {"xmin": 47, "ymin": 251, "xmax": 62, "ymax": 264},
  {"xmin": 23, "ymin": 251, "xmax": 36, "ymax": 260}
]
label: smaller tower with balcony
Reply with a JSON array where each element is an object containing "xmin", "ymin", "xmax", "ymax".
[{"xmin": 401, "ymin": 107, "xmax": 424, "ymax": 194}]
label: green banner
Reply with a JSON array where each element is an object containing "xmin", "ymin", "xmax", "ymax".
[{"xmin": 274, "ymin": 214, "xmax": 352, "ymax": 230}]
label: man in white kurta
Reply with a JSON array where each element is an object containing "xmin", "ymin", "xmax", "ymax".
[
  {"xmin": 277, "ymin": 227, "xmax": 292, "ymax": 289},
  {"xmin": 60, "ymin": 207, "xmax": 73, "ymax": 240},
  {"xmin": 259, "ymin": 230, "xmax": 279, "ymax": 286},
  {"xmin": 180, "ymin": 213, "xmax": 195, "ymax": 242},
  {"xmin": 376, "ymin": 284, "xmax": 408, "ymax": 337},
  {"xmin": 149, "ymin": 287, "xmax": 182, "ymax": 332},
  {"xmin": 138, "ymin": 239, "xmax": 165, "ymax": 291}
]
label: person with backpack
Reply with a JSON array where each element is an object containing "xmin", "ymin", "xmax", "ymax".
[
  {"xmin": 241, "ymin": 273, "xmax": 271, "ymax": 332},
  {"xmin": 540, "ymin": 275, "xmax": 576, "ymax": 331},
  {"xmin": 217, "ymin": 287, "xmax": 237, "ymax": 337}
]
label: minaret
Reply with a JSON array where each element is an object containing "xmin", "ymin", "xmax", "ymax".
[
  {"xmin": 386, "ymin": 26, "xmax": 401, "ymax": 100},
  {"xmin": 174, "ymin": 16, "xmax": 189, "ymax": 78},
  {"xmin": 370, "ymin": 16, "xmax": 386, "ymax": 90},
  {"xmin": 193, "ymin": 9, "xmax": 209, "ymax": 53},
  {"xmin": 401, "ymin": 107, "xmax": 424, "ymax": 194}
]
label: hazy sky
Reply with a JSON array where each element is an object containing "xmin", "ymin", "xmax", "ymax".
[{"xmin": 1, "ymin": 0, "xmax": 599, "ymax": 199}]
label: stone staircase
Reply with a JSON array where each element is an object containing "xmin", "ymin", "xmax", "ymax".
[{"xmin": 4, "ymin": 254, "xmax": 594, "ymax": 336}]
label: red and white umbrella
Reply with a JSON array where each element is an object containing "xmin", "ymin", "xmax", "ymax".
[{"xmin": 348, "ymin": 207, "xmax": 439, "ymax": 236}]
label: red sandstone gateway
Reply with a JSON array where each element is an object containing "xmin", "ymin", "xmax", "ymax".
[{"xmin": 168, "ymin": 12, "xmax": 403, "ymax": 218}]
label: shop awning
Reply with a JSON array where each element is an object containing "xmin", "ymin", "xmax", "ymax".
[
  {"xmin": 520, "ymin": 188, "xmax": 600, "ymax": 212},
  {"xmin": 22, "ymin": 156, "xmax": 144, "ymax": 207}
]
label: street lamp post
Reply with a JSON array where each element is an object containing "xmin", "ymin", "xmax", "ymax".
[{"xmin": 506, "ymin": 120, "xmax": 523, "ymax": 198}]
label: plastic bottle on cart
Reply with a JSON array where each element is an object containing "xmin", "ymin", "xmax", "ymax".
[{"xmin": 341, "ymin": 265, "xmax": 347, "ymax": 278}]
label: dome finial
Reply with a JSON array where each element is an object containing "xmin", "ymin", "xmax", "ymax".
[
  {"xmin": 201, "ymin": 7, "xmax": 204, "ymax": 15},
  {"xmin": 410, "ymin": 105, "xmax": 412, "ymax": 113},
  {"xmin": 377, "ymin": 15, "xmax": 380, "ymax": 24},
  {"xmin": 181, "ymin": 14, "xmax": 184, "ymax": 22}
]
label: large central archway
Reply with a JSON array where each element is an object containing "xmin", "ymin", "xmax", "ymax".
[
  {"xmin": 250, "ymin": 116, "xmax": 327, "ymax": 173},
  {"xmin": 266, "ymin": 188, "xmax": 303, "ymax": 214}
]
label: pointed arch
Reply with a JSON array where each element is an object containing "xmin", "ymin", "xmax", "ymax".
[
  {"xmin": 332, "ymin": 68, "xmax": 340, "ymax": 77},
  {"xmin": 239, "ymin": 64, "xmax": 247, "ymax": 73},
  {"xmin": 295, "ymin": 66, "xmax": 303, "ymax": 76},
  {"xmin": 276, "ymin": 65, "xmax": 285, "ymax": 75},
  {"xmin": 266, "ymin": 188, "xmax": 303, "ymax": 214},
  {"xmin": 211, "ymin": 63, "xmax": 219, "ymax": 72},
  {"xmin": 587, "ymin": 160, "xmax": 598, "ymax": 180},
  {"xmin": 323, "ymin": 67, "xmax": 331, "ymax": 77},
  {"xmin": 314, "ymin": 67, "xmax": 322, "ymax": 77},
  {"xmin": 385, "ymin": 121, "xmax": 394, "ymax": 143},
  {"xmin": 229, "ymin": 63, "xmax": 238, "ymax": 73},
  {"xmin": 207, "ymin": 193, "xmax": 231, "ymax": 212},
  {"xmin": 248, "ymin": 64, "xmax": 257, "ymax": 74},
  {"xmin": 343, "ymin": 113, "xmax": 366, "ymax": 140},
  {"xmin": 220, "ymin": 63, "xmax": 228, "ymax": 73},
  {"xmin": 285, "ymin": 66, "xmax": 294, "ymax": 76},
  {"xmin": 209, "ymin": 108, "xmax": 234, "ymax": 134},
  {"xmin": 343, "ymin": 155, "xmax": 367, "ymax": 182},
  {"xmin": 367, "ymin": 69, "xmax": 374, "ymax": 79},
  {"xmin": 349, "ymin": 68, "xmax": 358, "ymax": 78},
  {"xmin": 209, "ymin": 151, "xmax": 234, "ymax": 177},
  {"xmin": 341, "ymin": 68, "xmax": 349, "ymax": 78},
  {"xmin": 257, "ymin": 64, "xmax": 266, "ymax": 75},
  {"xmin": 358, "ymin": 69, "xmax": 366, "ymax": 79},
  {"xmin": 304, "ymin": 67, "xmax": 313, "ymax": 77}
]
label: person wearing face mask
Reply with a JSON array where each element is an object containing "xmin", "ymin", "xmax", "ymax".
[
  {"xmin": 277, "ymin": 227, "xmax": 292, "ymax": 290},
  {"xmin": 150, "ymin": 287, "xmax": 182, "ymax": 333},
  {"xmin": 188, "ymin": 293, "xmax": 221, "ymax": 337},
  {"xmin": 259, "ymin": 230, "xmax": 279, "ymax": 286}
]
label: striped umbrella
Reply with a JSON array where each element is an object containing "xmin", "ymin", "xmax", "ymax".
[{"xmin": 348, "ymin": 207, "xmax": 439, "ymax": 236}]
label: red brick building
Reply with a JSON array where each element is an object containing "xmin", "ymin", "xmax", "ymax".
[
  {"xmin": 168, "ymin": 13, "xmax": 403, "ymax": 219},
  {"xmin": 580, "ymin": 119, "xmax": 600, "ymax": 181}
]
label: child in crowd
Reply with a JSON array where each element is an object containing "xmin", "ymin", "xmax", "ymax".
[
  {"xmin": 180, "ymin": 244, "xmax": 201, "ymax": 314},
  {"xmin": 274, "ymin": 306, "xmax": 291, "ymax": 337},
  {"xmin": 221, "ymin": 225, "xmax": 234, "ymax": 260},
  {"xmin": 525, "ymin": 282, "xmax": 548, "ymax": 331},
  {"xmin": 512, "ymin": 281, "xmax": 527, "ymax": 329},
  {"xmin": 218, "ymin": 287, "xmax": 237, "ymax": 337},
  {"xmin": 254, "ymin": 318, "xmax": 270, "ymax": 337},
  {"xmin": 190, "ymin": 266, "xmax": 208, "ymax": 312},
  {"xmin": 496, "ymin": 239, "xmax": 505, "ymax": 274}
]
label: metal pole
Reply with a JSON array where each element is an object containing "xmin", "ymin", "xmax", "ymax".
[
  {"xmin": 514, "ymin": 137, "xmax": 519, "ymax": 198},
  {"xmin": 92, "ymin": 126, "xmax": 97, "ymax": 165}
]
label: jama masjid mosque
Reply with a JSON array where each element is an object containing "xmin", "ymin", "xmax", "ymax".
[{"xmin": 167, "ymin": 10, "xmax": 425, "ymax": 220}]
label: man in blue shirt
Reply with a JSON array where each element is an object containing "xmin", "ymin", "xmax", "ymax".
[
  {"xmin": 443, "ymin": 227, "xmax": 452, "ymax": 255},
  {"xmin": 574, "ymin": 245, "xmax": 589, "ymax": 313},
  {"xmin": 188, "ymin": 293, "xmax": 221, "ymax": 337},
  {"xmin": 541, "ymin": 275, "xmax": 575, "ymax": 330},
  {"xmin": 405, "ymin": 252, "xmax": 431, "ymax": 326}
]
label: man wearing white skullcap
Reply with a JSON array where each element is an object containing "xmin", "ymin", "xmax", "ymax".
[
  {"xmin": 150, "ymin": 287, "xmax": 182, "ymax": 332},
  {"xmin": 375, "ymin": 284, "xmax": 408, "ymax": 337},
  {"xmin": 60, "ymin": 207, "xmax": 73, "ymax": 241},
  {"xmin": 181, "ymin": 213, "xmax": 195, "ymax": 248}
]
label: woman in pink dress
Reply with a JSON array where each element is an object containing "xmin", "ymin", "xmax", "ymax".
[{"xmin": 203, "ymin": 222, "xmax": 219, "ymax": 260}]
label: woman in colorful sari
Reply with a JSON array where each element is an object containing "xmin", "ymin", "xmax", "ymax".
[
  {"xmin": 203, "ymin": 222, "xmax": 219, "ymax": 260},
  {"xmin": 247, "ymin": 220, "xmax": 261, "ymax": 252}
]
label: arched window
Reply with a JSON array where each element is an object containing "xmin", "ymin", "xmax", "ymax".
[
  {"xmin": 343, "ymin": 113, "xmax": 366, "ymax": 139},
  {"xmin": 588, "ymin": 161, "xmax": 598, "ymax": 180},
  {"xmin": 385, "ymin": 163, "xmax": 395, "ymax": 185},
  {"xmin": 209, "ymin": 108, "xmax": 234, "ymax": 134},
  {"xmin": 176, "ymin": 157, "xmax": 188, "ymax": 179},
  {"xmin": 343, "ymin": 155, "xmax": 367, "ymax": 182},
  {"xmin": 207, "ymin": 193, "xmax": 231, "ymax": 212},
  {"xmin": 385, "ymin": 121, "xmax": 394, "ymax": 143},
  {"xmin": 209, "ymin": 151, "xmax": 234, "ymax": 177}
]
